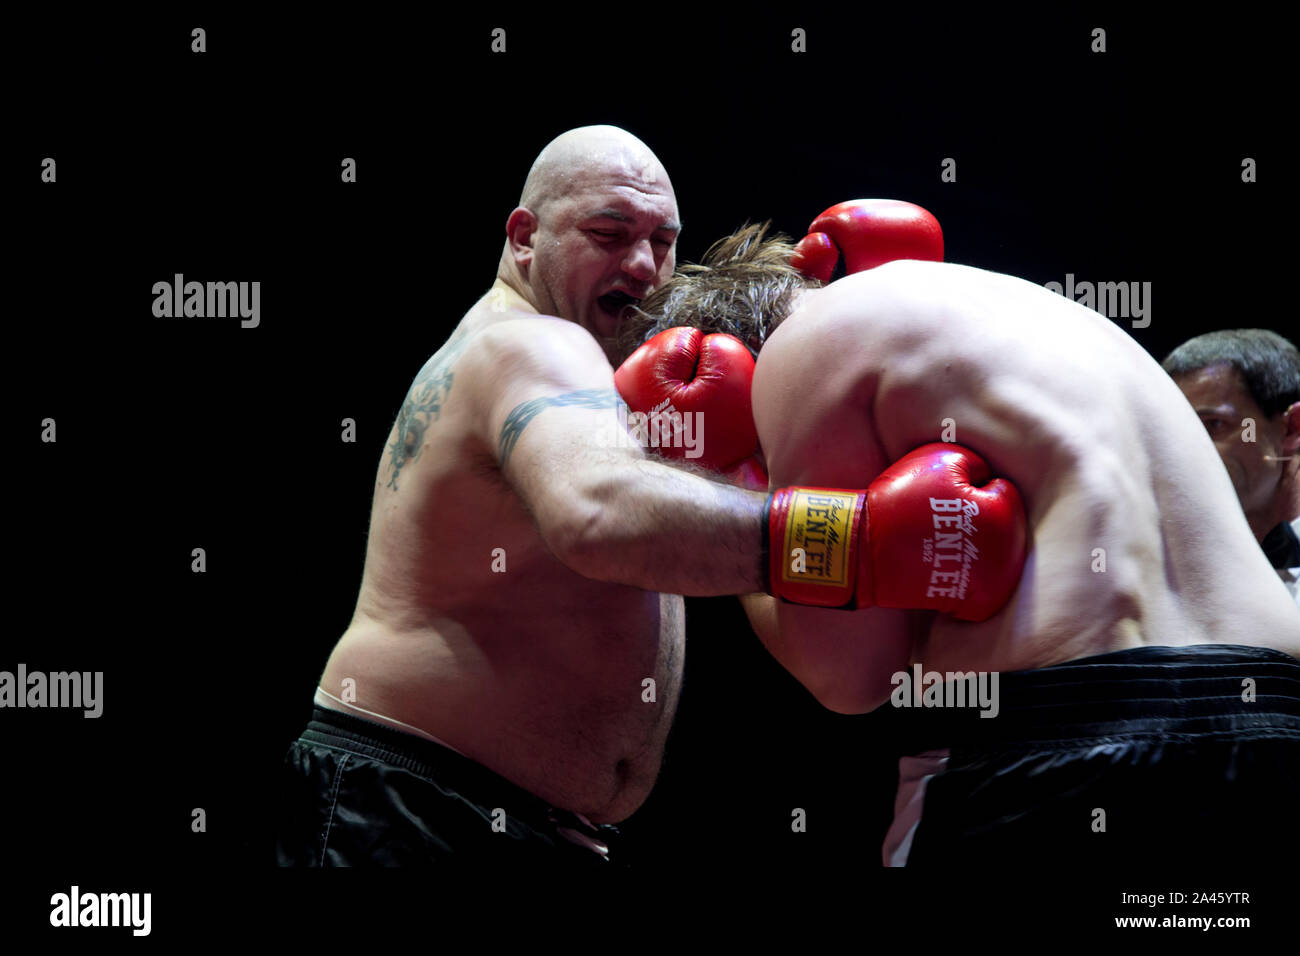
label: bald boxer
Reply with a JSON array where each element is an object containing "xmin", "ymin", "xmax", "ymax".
[
  {"xmin": 274, "ymin": 127, "xmax": 775, "ymax": 866},
  {"xmin": 626, "ymin": 223, "xmax": 1300, "ymax": 865},
  {"xmin": 1163, "ymin": 330, "xmax": 1300, "ymax": 603}
]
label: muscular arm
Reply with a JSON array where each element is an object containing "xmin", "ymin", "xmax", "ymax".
[
  {"xmin": 473, "ymin": 317, "xmax": 767, "ymax": 596},
  {"xmin": 740, "ymin": 594, "xmax": 915, "ymax": 713},
  {"xmin": 746, "ymin": 288, "xmax": 914, "ymax": 713}
]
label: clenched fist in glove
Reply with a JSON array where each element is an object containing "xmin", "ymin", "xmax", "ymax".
[
  {"xmin": 614, "ymin": 327, "xmax": 767, "ymax": 487},
  {"xmin": 790, "ymin": 199, "xmax": 944, "ymax": 282},
  {"xmin": 766, "ymin": 443, "xmax": 1026, "ymax": 621}
]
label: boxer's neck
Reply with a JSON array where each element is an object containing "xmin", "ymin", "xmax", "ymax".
[
  {"xmin": 486, "ymin": 277, "xmax": 535, "ymax": 315},
  {"xmin": 495, "ymin": 251, "xmax": 540, "ymax": 315}
]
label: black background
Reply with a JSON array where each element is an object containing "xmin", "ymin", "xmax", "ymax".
[{"xmin": 7, "ymin": 8, "xmax": 1290, "ymax": 940}]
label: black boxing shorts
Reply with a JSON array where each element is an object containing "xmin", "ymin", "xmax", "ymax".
[
  {"xmin": 273, "ymin": 705, "xmax": 621, "ymax": 867},
  {"xmin": 882, "ymin": 644, "xmax": 1300, "ymax": 866}
]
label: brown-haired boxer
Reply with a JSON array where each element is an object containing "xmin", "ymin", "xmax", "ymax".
[
  {"xmin": 622, "ymin": 209, "xmax": 1300, "ymax": 866},
  {"xmin": 1163, "ymin": 330, "xmax": 1300, "ymax": 603},
  {"xmin": 272, "ymin": 139, "xmax": 1025, "ymax": 867}
]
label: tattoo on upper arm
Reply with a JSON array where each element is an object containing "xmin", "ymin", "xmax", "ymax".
[
  {"xmin": 497, "ymin": 388, "xmax": 621, "ymax": 468},
  {"xmin": 385, "ymin": 336, "xmax": 471, "ymax": 491}
]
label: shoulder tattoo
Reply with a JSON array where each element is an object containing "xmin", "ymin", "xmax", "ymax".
[{"xmin": 385, "ymin": 335, "xmax": 472, "ymax": 490}]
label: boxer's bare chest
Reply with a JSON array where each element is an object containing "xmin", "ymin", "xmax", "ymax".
[{"xmin": 335, "ymin": 354, "xmax": 684, "ymax": 804}]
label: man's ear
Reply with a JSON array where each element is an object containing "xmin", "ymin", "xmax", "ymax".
[
  {"xmin": 1282, "ymin": 401, "xmax": 1300, "ymax": 453},
  {"xmin": 505, "ymin": 207, "xmax": 539, "ymax": 271}
]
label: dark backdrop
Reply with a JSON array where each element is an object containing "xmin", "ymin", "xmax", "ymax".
[{"xmin": 7, "ymin": 8, "xmax": 1288, "ymax": 939}]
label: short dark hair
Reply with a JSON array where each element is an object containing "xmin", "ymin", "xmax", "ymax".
[
  {"xmin": 617, "ymin": 222, "xmax": 816, "ymax": 362},
  {"xmin": 1162, "ymin": 329, "xmax": 1300, "ymax": 417}
]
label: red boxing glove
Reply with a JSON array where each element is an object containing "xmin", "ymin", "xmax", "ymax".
[
  {"xmin": 790, "ymin": 199, "xmax": 944, "ymax": 282},
  {"xmin": 767, "ymin": 443, "xmax": 1026, "ymax": 621},
  {"xmin": 614, "ymin": 328, "xmax": 759, "ymax": 471}
]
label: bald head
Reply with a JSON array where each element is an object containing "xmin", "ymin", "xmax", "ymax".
[
  {"xmin": 500, "ymin": 126, "xmax": 680, "ymax": 363},
  {"xmin": 519, "ymin": 126, "xmax": 673, "ymax": 221}
]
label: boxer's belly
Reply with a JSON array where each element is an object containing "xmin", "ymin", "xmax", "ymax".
[{"xmin": 318, "ymin": 586, "xmax": 684, "ymax": 823}]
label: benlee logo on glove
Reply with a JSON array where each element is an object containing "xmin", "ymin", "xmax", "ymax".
[
  {"xmin": 779, "ymin": 490, "xmax": 858, "ymax": 587},
  {"xmin": 920, "ymin": 497, "xmax": 981, "ymax": 601},
  {"xmin": 780, "ymin": 492, "xmax": 986, "ymax": 601}
]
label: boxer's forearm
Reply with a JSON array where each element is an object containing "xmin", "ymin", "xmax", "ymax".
[
  {"xmin": 555, "ymin": 457, "xmax": 767, "ymax": 595},
  {"xmin": 742, "ymin": 593, "xmax": 913, "ymax": 714}
]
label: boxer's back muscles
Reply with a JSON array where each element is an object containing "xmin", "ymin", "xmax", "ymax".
[
  {"xmin": 752, "ymin": 261, "xmax": 1300, "ymax": 709},
  {"xmin": 318, "ymin": 284, "xmax": 684, "ymax": 822}
]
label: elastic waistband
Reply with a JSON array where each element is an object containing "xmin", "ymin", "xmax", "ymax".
[
  {"xmin": 885, "ymin": 644, "xmax": 1300, "ymax": 753},
  {"xmin": 294, "ymin": 705, "xmax": 618, "ymax": 858},
  {"xmin": 297, "ymin": 705, "xmax": 559, "ymax": 822}
]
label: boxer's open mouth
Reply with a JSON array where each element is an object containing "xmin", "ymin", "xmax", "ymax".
[{"xmin": 598, "ymin": 290, "xmax": 640, "ymax": 317}]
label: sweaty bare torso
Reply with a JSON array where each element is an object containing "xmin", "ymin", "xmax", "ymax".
[
  {"xmin": 755, "ymin": 260, "xmax": 1300, "ymax": 675},
  {"xmin": 318, "ymin": 286, "xmax": 684, "ymax": 823}
]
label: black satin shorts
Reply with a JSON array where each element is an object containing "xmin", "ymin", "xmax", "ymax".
[
  {"xmin": 901, "ymin": 644, "xmax": 1300, "ymax": 866},
  {"xmin": 273, "ymin": 706, "xmax": 621, "ymax": 867}
]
